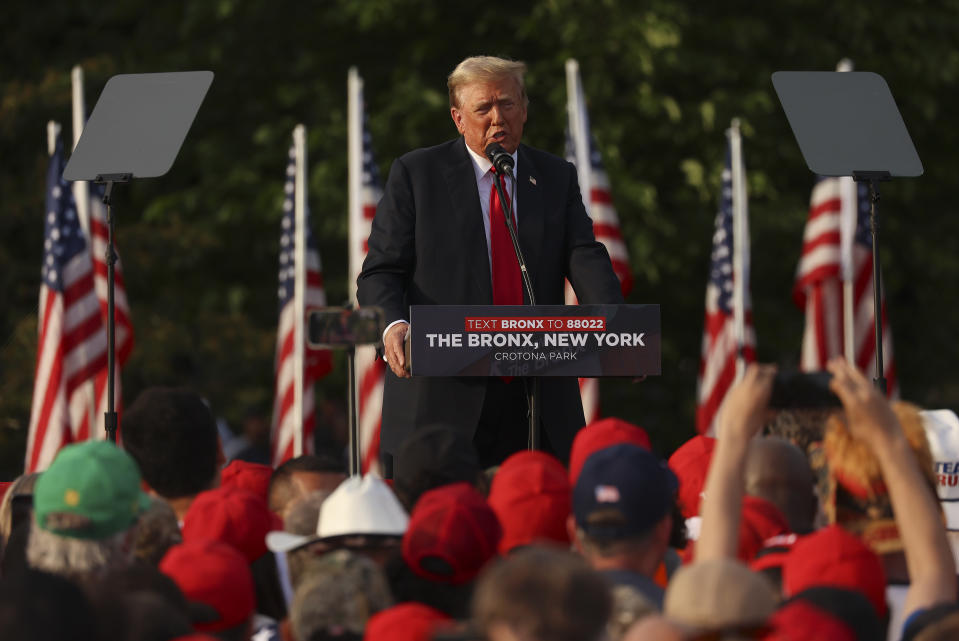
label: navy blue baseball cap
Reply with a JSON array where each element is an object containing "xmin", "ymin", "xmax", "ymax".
[{"xmin": 572, "ymin": 443, "xmax": 678, "ymax": 540}]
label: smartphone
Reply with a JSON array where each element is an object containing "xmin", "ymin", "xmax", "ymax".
[
  {"xmin": 307, "ymin": 306, "xmax": 385, "ymax": 348},
  {"xmin": 768, "ymin": 371, "xmax": 841, "ymax": 409}
]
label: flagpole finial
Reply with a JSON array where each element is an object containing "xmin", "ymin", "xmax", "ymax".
[
  {"xmin": 47, "ymin": 121, "xmax": 61, "ymax": 156},
  {"xmin": 729, "ymin": 118, "xmax": 742, "ymax": 137},
  {"xmin": 726, "ymin": 118, "xmax": 743, "ymax": 143}
]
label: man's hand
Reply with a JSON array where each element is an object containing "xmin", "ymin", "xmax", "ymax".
[
  {"xmin": 826, "ymin": 357, "xmax": 902, "ymax": 446},
  {"xmin": 826, "ymin": 358, "xmax": 958, "ymax": 615},
  {"xmin": 383, "ymin": 322, "xmax": 411, "ymax": 378},
  {"xmin": 716, "ymin": 363, "xmax": 777, "ymax": 442},
  {"xmin": 696, "ymin": 362, "xmax": 777, "ymax": 562}
]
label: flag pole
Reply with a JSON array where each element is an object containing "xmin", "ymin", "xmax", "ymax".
[
  {"xmin": 347, "ymin": 68, "xmax": 363, "ymax": 297},
  {"xmin": 71, "ymin": 67, "xmax": 91, "ymax": 238},
  {"xmin": 835, "ymin": 58, "xmax": 857, "ymax": 365},
  {"xmin": 71, "ymin": 65, "xmax": 101, "ymax": 438},
  {"xmin": 565, "ymin": 59, "xmax": 592, "ymax": 210},
  {"xmin": 292, "ymin": 124, "xmax": 307, "ymax": 457},
  {"xmin": 565, "ymin": 58, "xmax": 600, "ymax": 425},
  {"xmin": 728, "ymin": 119, "xmax": 748, "ymax": 382},
  {"xmin": 47, "ymin": 121, "xmax": 60, "ymax": 157},
  {"xmin": 345, "ymin": 69, "xmax": 363, "ymax": 476}
]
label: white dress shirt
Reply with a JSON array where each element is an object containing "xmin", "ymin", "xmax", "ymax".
[{"xmin": 464, "ymin": 144, "xmax": 520, "ymax": 266}]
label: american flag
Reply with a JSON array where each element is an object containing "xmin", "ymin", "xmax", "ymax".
[
  {"xmin": 26, "ymin": 131, "xmax": 108, "ymax": 472},
  {"xmin": 794, "ymin": 177, "xmax": 896, "ymax": 393},
  {"xmin": 696, "ymin": 141, "xmax": 756, "ymax": 435},
  {"xmin": 348, "ymin": 69, "xmax": 386, "ymax": 474},
  {"xmin": 270, "ymin": 137, "xmax": 332, "ymax": 466},
  {"xmin": 564, "ymin": 127, "xmax": 633, "ymax": 295},
  {"xmin": 565, "ymin": 59, "xmax": 633, "ymax": 423}
]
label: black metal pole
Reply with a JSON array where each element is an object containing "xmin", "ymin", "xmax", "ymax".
[
  {"xmin": 346, "ymin": 344, "xmax": 360, "ymax": 476},
  {"xmin": 102, "ymin": 181, "xmax": 118, "ymax": 443},
  {"xmin": 852, "ymin": 170, "xmax": 891, "ymax": 394},
  {"xmin": 492, "ymin": 171, "xmax": 540, "ymax": 451},
  {"xmin": 868, "ymin": 178, "xmax": 888, "ymax": 394},
  {"xmin": 94, "ymin": 173, "xmax": 130, "ymax": 443}
]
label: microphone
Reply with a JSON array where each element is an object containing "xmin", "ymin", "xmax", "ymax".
[{"xmin": 484, "ymin": 142, "xmax": 515, "ymax": 176}]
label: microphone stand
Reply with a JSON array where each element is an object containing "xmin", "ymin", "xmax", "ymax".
[{"xmin": 492, "ymin": 168, "xmax": 540, "ymax": 451}]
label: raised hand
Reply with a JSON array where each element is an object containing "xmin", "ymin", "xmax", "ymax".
[
  {"xmin": 826, "ymin": 357, "xmax": 902, "ymax": 446},
  {"xmin": 716, "ymin": 363, "xmax": 777, "ymax": 443}
]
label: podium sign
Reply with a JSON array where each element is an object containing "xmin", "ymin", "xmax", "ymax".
[{"xmin": 408, "ymin": 304, "xmax": 660, "ymax": 378}]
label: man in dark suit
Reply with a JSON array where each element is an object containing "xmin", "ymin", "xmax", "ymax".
[{"xmin": 357, "ymin": 56, "xmax": 623, "ymax": 474}]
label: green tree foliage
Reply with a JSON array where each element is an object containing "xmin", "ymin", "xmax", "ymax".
[{"xmin": 2, "ymin": 0, "xmax": 959, "ymax": 475}]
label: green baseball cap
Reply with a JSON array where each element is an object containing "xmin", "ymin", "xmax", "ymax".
[{"xmin": 34, "ymin": 441, "xmax": 151, "ymax": 540}]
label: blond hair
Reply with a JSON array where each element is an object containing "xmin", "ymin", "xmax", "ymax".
[
  {"xmin": 824, "ymin": 400, "xmax": 935, "ymax": 494},
  {"xmin": 447, "ymin": 56, "xmax": 528, "ymax": 108}
]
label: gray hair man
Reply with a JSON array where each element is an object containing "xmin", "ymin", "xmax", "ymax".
[
  {"xmin": 27, "ymin": 441, "xmax": 150, "ymax": 585},
  {"xmin": 357, "ymin": 55, "xmax": 624, "ymax": 473}
]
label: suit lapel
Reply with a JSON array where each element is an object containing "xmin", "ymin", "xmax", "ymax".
[
  {"xmin": 442, "ymin": 138, "xmax": 493, "ymax": 304},
  {"xmin": 517, "ymin": 145, "xmax": 544, "ymax": 300}
]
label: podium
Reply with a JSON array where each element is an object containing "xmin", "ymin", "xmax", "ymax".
[
  {"xmin": 408, "ymin": 304, "xmax": 660, "ymax": 378},
  {"xmin": 406, "ymin": 303, "xmax": 660, "ymax": 453}
]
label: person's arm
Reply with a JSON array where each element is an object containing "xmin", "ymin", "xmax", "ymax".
[
  {"xmin": 695, "ymin": 363, "xmax": 777, "ymax": 561},
  {"xmin": 357, "ymin": 157, "xmax": 415, "ymax": 325},
  {"xmin": 826, "ymin": 358, "xmax": 957, "ymax": 617},
  {"xmin": 357, "ymin": 158, "xmax": 416, "ymax": 378}
]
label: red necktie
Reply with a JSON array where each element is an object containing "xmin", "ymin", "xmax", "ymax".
[{"xmin": 489, "ymin": 171, "xmax": 523, "ymax": 306}]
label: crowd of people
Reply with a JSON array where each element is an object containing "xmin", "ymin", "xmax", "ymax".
[{"xmin": 2, "ymin": 358, "xmax": 959, "ymax": 641}]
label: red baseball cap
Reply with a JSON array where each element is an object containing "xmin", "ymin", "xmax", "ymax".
[
  {"xmin": 363, "ymin": 603, "xmax": 452, "ymax": 641},
  {"xmin": 668, "ymin": 435, "xmax": 716, "ymax": 519},
  {"xmin": 765, "ymin": 600, "xmax": 857, "ymax": 641},
  {"xmin": 569, "ymin": 417, "xmax": 651, "ymax": 486},
  {"xmin": 782, "ymin": 525, "xmax": 887, "ymax": 617},
  {"xmin": 402, "ymin": 482, "xmax": 502, "ymax": 585},
  {"xmin": 738, "ymin": 496, "xmax": 790, "ymax": 562},
  {"xmin": 488, "ymin": 451, "xmax": 570, "ymax": 553},
  {"xmin": 220, "ymin": 460, "xmax": 272, "ymax": 502},
  {"xmin": 160, "ymin": 540, "xmax": 255, "ymax": 633},
  {"xmin": 750, "ymin": 533, "xmax": 799, "ymax": 574},
  {"xmin": 181, "ymin": 485, "xmax": 278, "ymax": 563}
]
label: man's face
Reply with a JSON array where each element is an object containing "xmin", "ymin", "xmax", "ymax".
[{"xmin": 450, "ymin": 76, "xmax": 527, "ymax": 157}]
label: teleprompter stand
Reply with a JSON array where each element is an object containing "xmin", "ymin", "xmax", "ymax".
[
  {"xmin": 773, "ymin": 71, "xmax": 923, "ymax": 392},
  {"xmin": 63, "ymin": 71, "xmax": 214, "ymax": 442}
]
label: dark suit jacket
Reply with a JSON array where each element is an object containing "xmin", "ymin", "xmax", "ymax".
[{"xmin": 357, "ymin": 137, "xmax": 623, "ymax": 465}]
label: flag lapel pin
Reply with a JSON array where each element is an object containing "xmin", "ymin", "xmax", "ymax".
[{"xmin": 529, "ymin": 175, "xmax": 537, "ymax": 186}]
